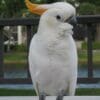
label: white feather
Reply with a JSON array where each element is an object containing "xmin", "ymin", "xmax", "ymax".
[{"xmin": 29, "ymin": 2, "xmax": 78, "ymax": 96}]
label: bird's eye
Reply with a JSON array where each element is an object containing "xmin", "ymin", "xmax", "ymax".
[{"xmin": 56, "ymin": 15, "xmax": 61, "ymax": 20}]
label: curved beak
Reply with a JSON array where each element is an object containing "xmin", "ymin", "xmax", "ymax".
[
  {"xmin": 67, "ymin": 16, "xmax": 77, "ymax": 27},
  {"xmin": 25, "ymin": 0, "xmax": 47, "ymax": 15}
]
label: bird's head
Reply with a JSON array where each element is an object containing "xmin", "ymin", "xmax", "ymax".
[{"xmin": 25, "ymin": 0, "xmax": 77, "ymax": 34}]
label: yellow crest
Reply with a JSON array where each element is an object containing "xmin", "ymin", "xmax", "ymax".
[{"xmin": 25, "ymin": 0, "xmax": 47, "ymax": 15}]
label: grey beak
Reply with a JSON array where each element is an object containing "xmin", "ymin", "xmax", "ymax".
[{"xmin": 66, "ymin": 16, "xmax": 77, "ymax": 27}]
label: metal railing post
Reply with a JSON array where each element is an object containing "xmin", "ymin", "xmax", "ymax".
[
  {"xmin": 87, "ymin": 24, "xmax": 93, "ymax": 78},
  {"xmin": 0, "ymin": 26, "xmax": 4, "ymax": 78}
]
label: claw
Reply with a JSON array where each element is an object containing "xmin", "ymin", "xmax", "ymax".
[
  {"xmin": 56, "ymin": 96, "xmax": 63, "ymax": 100},
  {"xmin": 56, "ymin": 90, "xmax": 66, "ymax": 100},
  {"xmin": 39, "ymin": 92, "xmax": 46, "ymax": 100}
]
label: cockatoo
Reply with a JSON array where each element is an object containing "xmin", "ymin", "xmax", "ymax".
[{"xmin": 25, "ymin": 0, "xmax": 78, "ymax": 99}]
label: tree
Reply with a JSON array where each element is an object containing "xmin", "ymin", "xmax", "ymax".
[
  {"xmin": 78, "ymin": 3, "xmax": 96, "ymax": 15},
  {"xmin": 76, "ymin": 0, "xmax": 100, "ymax": 14},
  {"xmin": 0, "ymin": 0, "xmax": 26, "ymax": 18}
]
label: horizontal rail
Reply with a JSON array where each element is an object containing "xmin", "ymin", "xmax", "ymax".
[
  {"xmin": 0, "ymin": 18, "xmax": 39, "ymax": 26},
  {"xmin": 0, "ymin": 78, "xmax": 100, "ymax": 84},
  {"xmin": 78, "ymin": 78, "xmax": 100, "ymax": 83},
  {"xmin": 0, "ymin": 15, "xmax": 100, "ymax": 26},
  {"xmin": 77, "ymin": 15, "xmax": 100, "ymax": 24},
  {"xmin": 0, "ymin": 78, "xmax": 32, "ymax": 84}
]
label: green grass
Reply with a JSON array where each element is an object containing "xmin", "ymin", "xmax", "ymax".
[
  {"xmin": 4, "ymin": 50, "xmax": 100, "ymax": 68},
  {"xmin": 76, "ymin": 88, "xmax": 100, "ymax": 96},
  {"xmin": 4, "ymin": 52, "xmax": 27, "ymax": 64},
  {"xmin": 4, "ymin": 41, "xmax": 100, "ymax": 65},
  {"xmin": 82, "ymin": 41, "xmax": 100, "ymax": 50},
  {"xmin": 0, "ymin": 89, "xmax": 36, "ymax": 96},
  {"xmin": 13, "ymin": 44, "xmax": 27, "ymax": 52},
  {"xmin": 4, "ymin": 50, "xmax": 100, "ymax": 63},
  {"xmin": 4, "ymin": 52, "xmax": 27, "ymax": 68},
  {"xmin": 78, "ymin": 50, "xmax": 100, "ymax": 64},
  {"xmin": 0, "ymin": 88, "xmax": 100, "ymax": 96}
]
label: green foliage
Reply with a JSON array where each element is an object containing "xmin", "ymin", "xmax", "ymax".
[
  {"xmin": 76, "ymin": 0, "xmax": 100, "ymax": 14},
  {"xmin": 4, "ymin": 52, "xmax": 27, "ymax": 63},
  {"xmin": 78, "ymin": 3, "xmax": 96, "ymax": 15},
  {"xmin": 77, "ymin": 0, "xmax": 100, "ymax": 6},
  {"xmin": 96, "ymin": 6, "xmax": 100, "ymax": 14},
  {"xmin": 82, "ymin": 41, "xmax": 100, "ymax": 50},
  {"xmin": 0, "ymin": 0, "xmax": 100, "ymax": 17},
  {"xmin": 14, "ymin": 44, "xmax": 27, "ymax": 52},
  {"xmin": 0, "ymin": 0, "xmax": 26, "ymax": 18}
]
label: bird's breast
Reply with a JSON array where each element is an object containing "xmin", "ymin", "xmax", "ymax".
[
  {"xmin": 30, "ymin": 34, "xmax": 77, "ymax": 68},
  {"xmin": 36, "ymin": 34, "xmax": 77, "ymax": 66}
]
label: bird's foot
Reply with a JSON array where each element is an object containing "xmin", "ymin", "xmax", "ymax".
[
  {"xmin": 56, "ymin": 90, "xmax": 66, "ymax": 100},
  {"xmin": 39, "ymin": 92, "xmax": 46, "ymax": 100}
]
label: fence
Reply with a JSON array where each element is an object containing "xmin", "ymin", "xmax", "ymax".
[{"xmin": 0, "ymin": 15, "xmax": 100, "ymax": 84}]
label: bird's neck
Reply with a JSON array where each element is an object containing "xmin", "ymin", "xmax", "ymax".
[
  {"xmin": 37, "ymin": 19, "xmax": 73, "ymax": 40},
  {"xmin": 38, "ymin": 22, "xmax": 58, "ymax": 35}
]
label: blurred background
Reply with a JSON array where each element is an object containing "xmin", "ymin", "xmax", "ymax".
[{"xmin": 0, "ymin": 0, "xmax": 100, "ymax": 96}]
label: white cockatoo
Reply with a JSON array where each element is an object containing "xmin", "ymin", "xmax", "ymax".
[{"xmin": 25, "ymin": 0, "xmax": 78, "ymax": 99}]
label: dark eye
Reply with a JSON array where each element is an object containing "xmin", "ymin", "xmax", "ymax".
[{"xmin": 56, "ymin": 15, "xmax": 61, "ymax": 20}]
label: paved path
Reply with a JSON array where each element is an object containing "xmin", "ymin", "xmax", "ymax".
[{"xmin": 0, "ymin": 96, "xmax": 100, "ymax": 100}]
